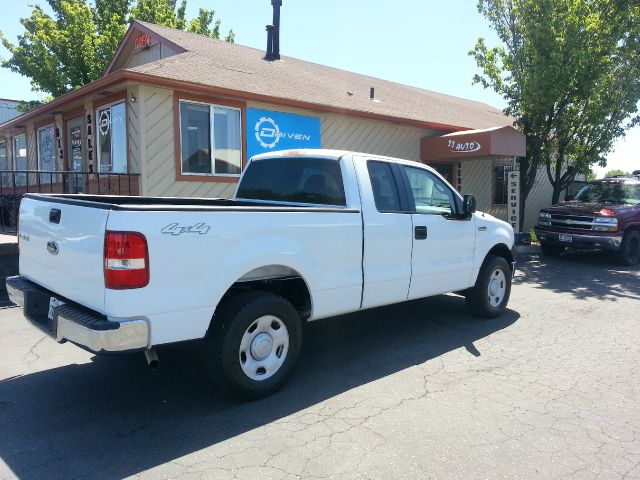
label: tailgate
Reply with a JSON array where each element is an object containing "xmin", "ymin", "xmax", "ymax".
[{"xmin": 18, "ymin": 196, "xmax": 109, "ymax": 313}]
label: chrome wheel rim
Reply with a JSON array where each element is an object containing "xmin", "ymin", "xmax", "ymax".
[
  {"xmin": 487, "ymin": 268, "xmax": 507, "ymax": 308},
  {"xmin": 239, "ymin": 315, "xmax": 289, "ymax": 381}
]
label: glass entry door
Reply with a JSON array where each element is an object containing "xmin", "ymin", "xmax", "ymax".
[{"xmin": 66, "ymin": 117, "xmax": 84, "ymax": 193}]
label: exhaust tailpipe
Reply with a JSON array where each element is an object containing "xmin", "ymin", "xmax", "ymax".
[{"xmin": 144, "ymin": 349, "xmax": 159, "ymax": 370}]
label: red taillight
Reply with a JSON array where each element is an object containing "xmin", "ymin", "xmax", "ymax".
[{"xmin": 104, "ymin": 231, "xmax": 149, "ymax": 289}]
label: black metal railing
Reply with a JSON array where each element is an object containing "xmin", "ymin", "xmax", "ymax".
[{"xmin": 0, "ymin": 170, "xmax": 140, "ymax": 232}]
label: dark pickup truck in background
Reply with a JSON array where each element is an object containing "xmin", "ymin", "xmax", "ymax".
[{"xmin": 535, "ymin": 171, "xmax": 640, "ymax": 266}]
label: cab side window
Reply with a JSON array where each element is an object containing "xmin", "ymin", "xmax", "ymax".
[
  {"xmin": 367, "ymin": 161, "xmax": 402, "ymax": 212},
  {"xmin": 403, "ymin": 166, "xmax": 455, "ymax": 215}
]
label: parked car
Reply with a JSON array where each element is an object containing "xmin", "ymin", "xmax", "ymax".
[
  {"xmin": 535, "ymin": 173, "xmax": 640, "ymax": 265},
  {"xmin": 7, "ymin": 149, "xmax": 515, "ymax": 399}
]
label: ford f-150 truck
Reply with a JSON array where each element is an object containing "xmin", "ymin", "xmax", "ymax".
[
  {"xmin": 7, "ymin": 150, "xmax": 515, "ymax": 398},
  {"xmin": 534, "ymin": 174, "xmax": 640, "ymax": 266}
]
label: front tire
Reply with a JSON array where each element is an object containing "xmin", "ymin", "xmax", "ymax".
[
  {"xmin": 617, "ymin": 230, "xmax": 640, "ymax": 267},
  {"xmin": 466, "ymin": 255, "xmax": 512, "ymax": 318},
  {"xmin": 206, "ymin": 291, "xmax": 303, "ymax": 399}
]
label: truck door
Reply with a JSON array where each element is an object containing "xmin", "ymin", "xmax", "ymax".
[
  {"xmin": 399, "ymin": 165, "xmax": 476, "ymax": 298},
  {"xmin": 355, "ymin": 159, "xmax": 413, "ymax": 309}
]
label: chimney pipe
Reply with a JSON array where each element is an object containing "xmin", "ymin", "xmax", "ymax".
[
  {"xmin": 265, "ymin": 0, "xmax": 282, "ymax": 61},
  {"xmin": 271, "ymin": 0, "xmax": 282, "ymax": 60},
  {"xmin": 265, "ymin": 25, "xmax": 274, "ymax": 59}
]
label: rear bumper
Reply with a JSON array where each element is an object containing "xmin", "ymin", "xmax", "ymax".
[
  {"xmin": 534, "ymin": 228, "xmax": 623, "ymax": 251},
  {"xmin": 6, "ymin": 276, "xmax": 148, "ymax": 353}
]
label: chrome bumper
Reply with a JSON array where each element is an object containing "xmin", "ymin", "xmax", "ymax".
[
  {"xmin": 6, "ymin": 276, "xmax": 148, "ymax": 353},
  {"xmin": 534, "ymin": 229, "xmax": 623, "ymax": 251}
]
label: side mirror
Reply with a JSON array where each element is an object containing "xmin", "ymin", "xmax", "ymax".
[
  {"xmin": 462, "ymin": 194, "xmax": 476, "ymax": 215},
  {"xmin": 564, "ymin": 194, "xmax": 574, "ymax": 201}
]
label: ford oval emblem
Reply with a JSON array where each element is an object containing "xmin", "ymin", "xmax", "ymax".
[{"xmin": 46, "ymin": 241, "xmax": 59, "ymax": 255}]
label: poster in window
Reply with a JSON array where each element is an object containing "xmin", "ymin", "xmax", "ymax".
[
  {"xmin": 39, "ymin": 126, "xmax": 55, "ymax": 171},
  {"xmin": 246, "ymin": 108, "xmax": 321, "ymax": 159},
  {"xmin": 71, "ymin": 127, "xmax": 83, "ymax": 172}
]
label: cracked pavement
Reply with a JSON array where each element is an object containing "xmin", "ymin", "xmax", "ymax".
[{"xmin": 0, "ymin": 249, "xmax": 638, "ymax": 480}]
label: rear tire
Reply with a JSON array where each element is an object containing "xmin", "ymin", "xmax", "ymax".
[
  {"xmin": 466, "ymin": 255, "xmax": 512, "ymax": 318},
  {"xmin": 540, "ymin": 241, "xmax": 565, "ymax": 256},
  {"xmin": 205, "ymin": 291, "xmax": 303, "ymax": 400},
  {"xmin": 617, "ymin": 230, "xmax": 640, "ymax": 267}
]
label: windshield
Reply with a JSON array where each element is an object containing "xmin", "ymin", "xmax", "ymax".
[{"xmin": 574, "ymin": 182, "xmax": 640, "ymax": 205}]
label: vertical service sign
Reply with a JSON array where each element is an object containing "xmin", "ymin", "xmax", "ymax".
[
  {"xmin": 246, "ymin": 108, "xmax": 321, "ymax": 159},
  {"xmin": 508, "ymin": 169, "xmax": 520, "ymax": 232}
]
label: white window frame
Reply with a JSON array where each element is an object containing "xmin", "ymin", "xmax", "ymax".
[
  {"xmin": 96, "ymin": 100, "xmax": 128, "ymax": 174},
  {"xmin": 178, "ymin": 99, "xmax": 243, "ymax": 177}
]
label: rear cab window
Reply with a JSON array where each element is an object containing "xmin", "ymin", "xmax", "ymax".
[
  {"xmin": 237, "ymin": 157, "xmax": 347, "ymax": 206},
  {"xmin": 367, "ymin": 161, "xmax": 402, "ymax": 212}
]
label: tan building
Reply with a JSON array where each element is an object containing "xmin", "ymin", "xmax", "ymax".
[{"xmin": 0, "ymin": 20, "xmax": 559, "ymax": 231}]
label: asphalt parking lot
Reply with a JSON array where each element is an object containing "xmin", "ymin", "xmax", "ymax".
[{"xmin": 0, "ymin": 250, "xmax": 639, "ymax": 480}]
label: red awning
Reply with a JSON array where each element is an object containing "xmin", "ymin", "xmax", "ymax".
[{"xmin": 421, "ymin": 126, "xmax": 525, "ymax": 162}]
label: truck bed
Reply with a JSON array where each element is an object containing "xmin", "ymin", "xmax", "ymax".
[{"xmin": 24, "ymin": 193, "xmax": 361, "ymax": 212}]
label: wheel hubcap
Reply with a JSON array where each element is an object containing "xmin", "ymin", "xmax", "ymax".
[
  {"xmin": 487, "ymin": 268, "xmax": 507, "ymax": 308},
  {"xmin": 239, "ymin": 315, "xmax": 289, "ymax": 381},
  {"xmin": 250, "ymin": 332, "xmax": 274, "ymax": 361}
]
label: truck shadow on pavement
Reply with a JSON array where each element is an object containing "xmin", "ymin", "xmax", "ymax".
[
  {"xmin": 0, "ymin": 295, "xmax": 517, "ymax": 480},
  {"xmin": 516, "ymin": 250, "xmax": 640, "ymax": 302}
]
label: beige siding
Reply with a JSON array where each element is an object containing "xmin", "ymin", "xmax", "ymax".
[
  {"xmin": 127, "ymin": 86, "xmax": 141, "ymax": 174},
  {"xmin": 248, "ymin": 101, "xmax": 437, "ymax": 161},
  {"xmin": 459, "ymin": 157, "xmax": 516, "ymax": 223},
  {"xmin": 125, "ymin": 42, "xmax": 178, "ymax": 70},
  {"xmin": 460, "ymin": 157, "xmax": 565, "ymax": 231},
  {"xmin": 140, "ymin": 96, "xmax": 440, "ymax": 199},
  {"xmin": 140, "ymin": 86, "xmax": 236, "ymax": 198},
  {"xmin": 461, "ymin": 158, "xmax": 493, "ymax": 214}
]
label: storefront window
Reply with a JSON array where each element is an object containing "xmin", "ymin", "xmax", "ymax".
[
  {"xmin": 180, "ymin": 100, "xmax": 242, "ymax": 176},
  {"xmin": 13, "ymin": 134, "xmax": 27, "ymax": 186},
  {"xmin": 38, "ymin": 125, "xmax": 56, "ymax": 183},
  {"xmin": 97, "ymin": 101, "xmax": 127, "ymax": 174}
]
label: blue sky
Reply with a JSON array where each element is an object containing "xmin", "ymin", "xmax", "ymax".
[{"xmin": 0, "ymin": 0, "xmax": 637, "ymax": 176}]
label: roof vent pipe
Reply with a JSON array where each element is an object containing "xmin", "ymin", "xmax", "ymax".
[
  {"xmin": 369, "ymin": 87, "xmax": 375, "ymax": 100},
  {"xmin": 265, "ymin": 25, "xmax": 274, "ymax": 59},
  {"xmin": 265, "ymin": 0, "xmax": 282, "ymax": 61}
]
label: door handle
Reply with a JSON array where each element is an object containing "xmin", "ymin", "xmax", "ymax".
[
  {"xmin": 415, "ymin": 225, "xmax": 427, "ymax": 240},
  {"xmin": 49, "ymin": 208, "xmax": 61, "ymax": 224}
]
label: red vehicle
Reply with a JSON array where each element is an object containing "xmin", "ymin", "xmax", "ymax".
[{"xmin": 534, "ymin": 172, "xmax": 640, "ymax": 266}]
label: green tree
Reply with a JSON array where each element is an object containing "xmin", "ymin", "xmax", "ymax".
[
  {"xmin": 604, "ymin": 169, "xmax": 631, "ymax": 178},
  {"xmin": 0, "ymin": 0, "xmax": 234, "ymax": 98},
  {"xmin": 470, "ymin": 0, "xmax": 640, "ymax": 225}
]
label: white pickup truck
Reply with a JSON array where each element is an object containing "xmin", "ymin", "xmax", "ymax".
[{"xmin": 7, "ymin": 149, "xmax": 515, "ymax": 398}]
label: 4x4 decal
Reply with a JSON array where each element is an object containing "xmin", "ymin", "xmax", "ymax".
[{"xmin": 161, "ymin": 223, "xmax": 211, "ymax": 236}]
